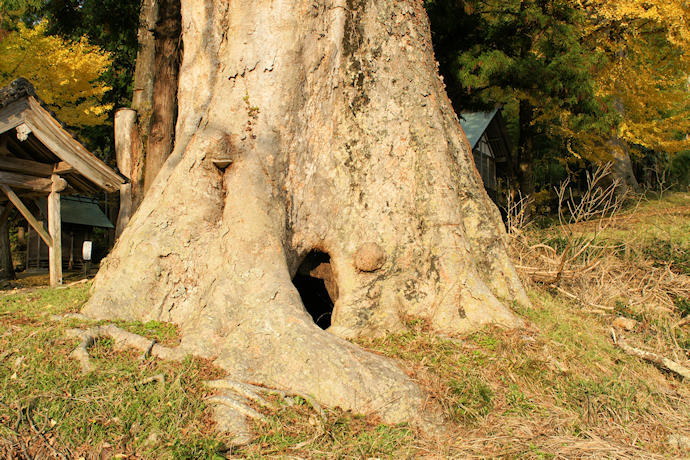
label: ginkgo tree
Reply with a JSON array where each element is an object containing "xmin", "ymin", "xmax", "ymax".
[
  {"xmin": 588, "ymin": 0, "xmax": 690, "ymax": 190},
  {"xmin": 0, "ymin": 21, "xmax": 112, "ymax": 128},
  {"xmin": 0, "ymin": 18, "xmax": 113, "ymax": 281}
]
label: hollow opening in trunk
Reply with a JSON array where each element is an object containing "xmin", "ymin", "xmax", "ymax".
[{"xmin": 293, "ymin": 250, "xmax": 338, "ymax": 330}]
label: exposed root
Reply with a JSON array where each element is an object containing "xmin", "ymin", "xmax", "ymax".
[
  {"xmin": 65, "ymin": 324, "xmax": 186, "ymax": 374},
  {"xmin": 64, "ymin": 326, "xmax": 331, "ymax": 445},
  {"xmin": 68, "ymin": 330, "xmax": 96, "ymax": 373},
  {"xmin": 50, "ymin": 312, "xmax": 92, "ymax": 322},
  {"xmin": 135, "ymin": 373, "xmax": 166, "ymax": 389},
  {"xmin": 205, "ymin": 379, "xmax": 326, "ymax": 420},
  {"xmin": 206, "ymin": 395, "xmax": 267, "ymax": 422},
  {"xmin": 203, "ymin": 378, "xmax": 328, "ymax": 446},
  {"xmin": 206, "ymin": 379, "xmax": 275, "ymax": 409},
  {"xmin": 205, "ymin": 382, "xmax": 269, "ymax": 447},
  {"xmin": 212, "ymin": 404, "xmax": 253, "ymax": 446}
]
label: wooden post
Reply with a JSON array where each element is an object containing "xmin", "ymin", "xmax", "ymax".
[
  {"xmin": 114, "ymin": 108, "xmax": 136, "ymax": 237},
  {"xmin": 48, "ymin": 175, "xmax": 62, "ymax": 286}
]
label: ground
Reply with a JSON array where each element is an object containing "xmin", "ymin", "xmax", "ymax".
[{"xmin": 0, "ymin": 192, "xmax": 689, "ymax": 459}]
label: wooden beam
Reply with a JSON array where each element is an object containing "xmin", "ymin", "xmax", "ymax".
[
  {"xmin": 0, "ymin": 156, "xmax": 54, "ymax": 176},
  {"xmin": 48, "ymin": 175, "xmax": 62, "ymax": 286},
  {"xmin": 26, "ymin": 99, "xmax": 126, "ymax": 192},
  {"xmin": 0, "ymin": 184, "xmax": 52, "ymax": 247},
  {"xmin": 0, "ymin": 171, "xmax": 66, "ymax": 193},
  {"xmin": 0, "ymin": 136, "xmax": 8, "ymax": 155},
  {"xmin": 53, "ymin": 161, "xmax": 75, "ymax": 174}
]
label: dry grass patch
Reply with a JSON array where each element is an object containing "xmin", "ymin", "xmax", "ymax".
[{"xmin": 358, "ymin": 290, "xmax": 690, "ymax": 458}]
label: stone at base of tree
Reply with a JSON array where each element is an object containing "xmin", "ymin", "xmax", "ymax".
[
  {"xmin": 613, "ymin": 316, "xmax": 637, "ymax": 331},
  {"xmin": 668, "ymin": 435, "xmax": 690, "ymax": 451}
]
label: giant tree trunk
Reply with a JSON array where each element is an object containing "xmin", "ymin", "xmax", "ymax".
[{"xmin": 85, "ymin": 0, "xmax": 528, "ymax": 427}]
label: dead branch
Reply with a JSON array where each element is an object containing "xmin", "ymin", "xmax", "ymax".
[
  {"xmin": 56, "ymin": 278, "xmax": 90, "ymax": 290},
  {"xmin": 135, "ymin": 374, "xmax": 165, "ymax": 389},
  {"xmin": 611, "ymin": 328, "xmax": 690, "ymax": 380},
  {"xmin": 676, "ymin": 317, "xmax": 690, "ymax": 328}
]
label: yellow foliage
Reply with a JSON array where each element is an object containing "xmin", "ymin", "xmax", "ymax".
[
  {"xmin": 580, "ymin": 0, "xmax": 690, "ymax": 156},
  {"xmin": 584, "ymin": 0, "xmax": 690, "ymax": 46},
  {"xmin": 0, "ymin": 22, "xmax": 112, "ymax": 128}
]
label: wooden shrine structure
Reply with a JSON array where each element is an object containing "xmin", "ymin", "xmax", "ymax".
[{"xmin": 0, "ymin": 78, "xmax": 126, "ymax": 286}]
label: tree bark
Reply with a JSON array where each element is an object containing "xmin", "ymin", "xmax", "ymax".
[
  {"xmin": 126, "ymin": 0, "xmax": 158, "ymax": 211},
  {"xmin": 603, "ymin": 98, "xmax": 640, "ymax": 196},
  {"xmin": 604, "ymin": 135, "xmax": 640, "ymax": 196},
  {"xmin": 114, "ymin": 108, "xmax": 138, "ymax": 237},
  {"xmin": 85, "ymin": 0, "xmax": 528, "ymax": 427},
  {"xmin": 143, "ymin": 0, "xmax": 181, "ymax": 192},
  {"xmin": 517, "ymin": 99, "xmax": 535, "ymax": 217}
]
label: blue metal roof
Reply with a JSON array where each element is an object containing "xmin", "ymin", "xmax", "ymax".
[
  {"xmin": 37, "ymin": 196, "xmax": 114, "ymax": 229},
  {"xmin": 459, "ymin": 109, "xmax": 500, "ymax": 149}
]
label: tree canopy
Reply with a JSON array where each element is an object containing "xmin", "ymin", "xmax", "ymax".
[
  {"xmin": 426, "ymin": 0, "xmax": 690, "ymax": 194},
  {"xmin": 0, "ymin": 21, "xmax": 113, "ymax": 128}
]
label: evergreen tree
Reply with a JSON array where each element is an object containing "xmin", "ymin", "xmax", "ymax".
[{"xmin": 426, "ymin": 0, "xmax": 606, "ymax": 212}]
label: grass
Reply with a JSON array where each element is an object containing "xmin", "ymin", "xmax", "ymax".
[
  {"xmin": 0, "ymin": 284, "xmax": 227, "ymax": 459},
  {"xmin": 1, "ymin": 192, "xmax": 690, "ymax": 458}
]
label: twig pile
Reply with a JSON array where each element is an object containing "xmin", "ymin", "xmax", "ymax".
[{"xmin": 508, "ymin": 164, "xmax": 690, "ymax": 315}]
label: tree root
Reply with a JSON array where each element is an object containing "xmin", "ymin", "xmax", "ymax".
[
  {"xmin": 65, "ymin": 324, "xmax": 186, "ymax": 373},
  {"xmin": 63, "ymin": 325, "xmax": 328, "ymax": 445},
  {"xmin": 204, "ymin": 378, "xmax": 328, "ymax": 446},
  {"xmin": 50, "ymin": 312, "xmax": 92, "ymax": 322}
]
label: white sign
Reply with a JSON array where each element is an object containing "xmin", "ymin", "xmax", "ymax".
[{"xmin": 82, "ymin": 241, "xmax": 93, "ymax": 261}]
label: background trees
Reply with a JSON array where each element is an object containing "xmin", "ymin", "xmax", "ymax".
[
  {"xmin": 427, "ymin": 0, "xmax": 690, "ymax": 211},
  {"xmin": 0, "ymin": 22, "xmax": 112, "ymax": 128},
  {"xmin": 427, "ymin": 0, "xmax": 606, "ymax": 212}
]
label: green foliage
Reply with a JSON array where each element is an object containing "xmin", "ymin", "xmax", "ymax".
[
  {"xmin": 639, "ymin": 238, "xmax": 690, "ymax": 275},
  {"xmin": 447, "ymin": 377, "xmax": 494, "ymax": 423},
  {"xmin": 675, "ymin": 297, "xmax": 690, "ymax": 318},
  {"xmin": 1, "ymin": 0, "xmax": 141, "ymax": 154},
  {"xmin": 40, "ymin": 0, "xmax": 140, "ymax": 110},
  {"xmin": 2, "ymin": 197, "xmax": 690, "ymax": 458},
  {"xmin": 426, "ymin": 0, "xmax": 610, "ymax": 203},
  {"xmin": 666, "ymin": 150, "xmax": 690, "ymax": 189},
  {"xmin": 427, "ymin": 0, "xmax": 690, "ymax": 195}
]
